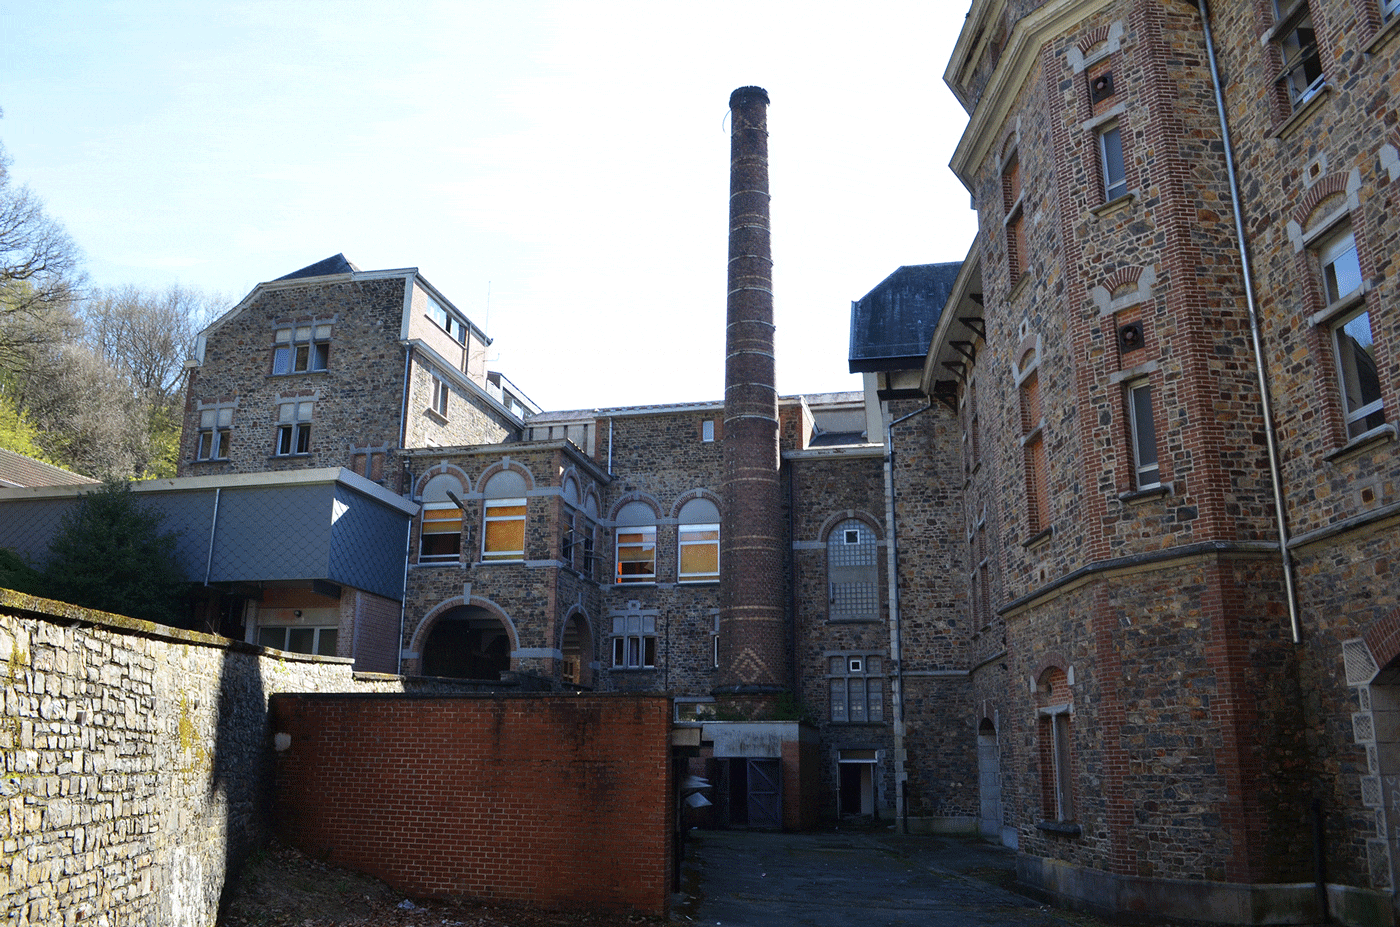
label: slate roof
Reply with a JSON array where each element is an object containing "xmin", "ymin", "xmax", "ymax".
[
  {"xmin": 0, "ymin": 449, "xmax": 99, "ymax": 488},
  {"xmin": 848, "ymin": 262, "xmax": 962, "ymax": 373},
  {"xmin": 276, "ymin": 253, "xmax": 360, "ymax": 281}
]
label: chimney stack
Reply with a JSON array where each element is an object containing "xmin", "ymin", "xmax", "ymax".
[{"xmin": 718, "ymin": 86, "xmax": 787, "ymax": 707}]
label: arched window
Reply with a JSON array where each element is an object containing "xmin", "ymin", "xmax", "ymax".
[
  {"xmin": 677, "ymin": 498, "xmax": 720, "ymax": 583},
  {"xmin": 561, "ymin": 476, "xmax": 581, "ymax": 569},
  {"xmin": 419, "ymin": 474, "xmax": 464, "ymax": 563},
  {"xmin": 827, "ymin": 519, "xmax": 878, "ymax": 621},
  {"xmin": 615, "ymin": 501, "xmax": 656, "ymax": 584},
  {"xmin": 482, "ymin": 470, "xmax": 527, "ymax": 562}
]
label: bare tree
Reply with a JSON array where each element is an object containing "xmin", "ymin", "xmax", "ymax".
[
  {"xmin": 79, "ymin": 284, "xmax": 220, "ymax": 403},
  {"xmin": 0, "ymin": 140, "xmax": 83, "ymax": 368}
]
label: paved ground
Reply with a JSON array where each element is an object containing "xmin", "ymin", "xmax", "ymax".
[{"xmin": 674, "ymin": 828, "xmax": 1112, "ymax": 927}]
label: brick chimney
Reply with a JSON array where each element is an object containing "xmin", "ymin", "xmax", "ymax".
[{"xmin": 718, "ymin": 86, "xmax": 787, "ymax": 708}]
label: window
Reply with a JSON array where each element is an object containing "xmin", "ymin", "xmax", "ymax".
[
  {"xmin": 275, "ymin": 400, "xmax": 313, "ymax": 456},
  {"xmin": 582, "ymin": 523, "xmax": 597, "ymax": 579},
  {"xmin": 1334, "ymin": 309, "xmax": 1385, "ymax": 439},
  {"xmin": 614, "ymin": 501, "xmax": 657, "ymax": 584},
  {"xmin": 1020, "ymin": 365, "xmax": 1049, "ymax": 535},
  {"xmin": 1098, "ymin": 124, "xmax": 1127, "ymax": 201},
  {"xmin": 272, "ymin": 323, "xmax": 331, "ymax": 374},
  {"xmin": 1127, "ymin": 380, "xmax": 1160, "ymax": 489},
  {"xmin": 702, "ymin": 419, "xmax": 716, "ymax": 442},
  {"xmin": 258, "ymin": 625, "xmax": 338, "ymax": 657},
  {"xmin": 1273, "ymin": 2, "xmax": 1323, "ymax": 110},
  {"xmin": 561, "ymin": 506, "xmax": 577, "ymax": 568},
  {"xmin": 429, "ymin": 372, "xmax": 450, "ymax": 418},
  {"xmin": 612, "ymin": 613, "xmax": 656, "ymax": 669},
  {"xmin": 196, "ymin": 406, "xmax": 232, "ymax": 460},
  {"xmin": 711, "ymin": 613, "xmax": 720, "ymax": 668},
  {"xmin": 1036, "ymin": 665, "xmax": 1074, "ymax": 824},
  {"xmin": 481, "ymin": 470, "xmax": 528, "ymax": 562},
  {"xmin": 677, "ymin": 498, "xmax": 721, "ymax": 583},
  {"xmin": 426, "ymin": 295, "xmax": 468, "ymax": 344},
  {"xmin": 1386, "ymin": 0, "xmax": 1400, "ymax": 21},
  {"xmin": 420, "ymin": 504, "xmax": 463, "ymax": 563},
  {"xmin": 829, "ymin": 654, "xmax": 884, "ymax": 723},
  {"xmin": 482, "ymin": 498, "xmax": 526, "ymax": 561},
  {"xmin": 828, "ymin": 519, "xmax": 879, "ymax": 620},
  {"xmin": 1319, "ymin": 226, "xmax": 1362, "ymax": 306},
  {"xmin": 617, "ymin": 526, "xmax": 657, "ymax": 583},
  {"xmin": 1003, "ymin": 153, "xmax": 1026, "ymax": 282}
]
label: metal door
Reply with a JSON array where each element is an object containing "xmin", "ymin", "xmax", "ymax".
[{"xmin": 746, "ymin": 758, "xmax": 782, "ymax": 828}]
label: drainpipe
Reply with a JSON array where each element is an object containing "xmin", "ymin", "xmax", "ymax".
[
  {"xmin": 884, "ymin": 399, "xmax": 934, "ymax": 834},
  {"xmin": 1197, "ymin": 0, "xmax": 1302, "ymax": 644},
  {"xmin": 397, "ymin": 509, "xmax": 412, "ymax": 676},
  {"xmin": 204, "ymin": 487, "xmax": 221, "ymax": 585}
]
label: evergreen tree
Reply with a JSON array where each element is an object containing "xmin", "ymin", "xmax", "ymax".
[{"xmin": 42, "ymin": 480, "xmax": 189, "ymax": 626}]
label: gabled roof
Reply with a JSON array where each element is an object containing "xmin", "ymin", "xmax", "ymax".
[
  {"xmin": 848, "ymin": 262, "xmax": 962, "ymax": 373},
  {"xmin": 276, "ymin": 253, "xmax": 360, "ymax": 280},
  {"xmin": 0, "ymin": 449, "xmax": 99, "ymax": 488}
]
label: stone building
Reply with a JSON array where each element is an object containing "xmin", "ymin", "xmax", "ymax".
[{"xmin": 905, "ymin": 0, "xmax": 1400, "ymax": 922}]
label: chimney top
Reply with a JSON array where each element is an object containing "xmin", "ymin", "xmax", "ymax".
[{"xmin": 729, "ymin": 86, "xmax": 770, "ymax": 108}]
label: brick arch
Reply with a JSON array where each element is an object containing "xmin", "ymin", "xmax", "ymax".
[
  {"xmin": 1363, "ymin": 606, "xmax": 1400, "ymax": 677},
  {"xmin": 560, "ymin": 468, "xmax": 583, "ymax": 504},
  {"xmin": 1012, "ymin": 332, "xmax": 1042, "ymax": 384},
  {"xmin": 670, "ymin": 488, "xmax": 722, "ymax": 520},
  {"xmin": 817, "ymin": 509, "xmax": 883, "ymax": 543},
  {"xmin": 410, "ymin": 595, "xmax": 520, "ymax": 658},
  {"xmin": 413, "ymin": 462, "xmax": 472, "ymax": 498},
  {"xmin": 999, "ymin": 130, "xmax": 1019, "ymax": 165},
  {"xmin": 580, "ymin": 485, "xmax": 602, "ymax": 519},
  {"xmin": 1103, "ymin": 265, "xmax": 1144, "ymax": 295},
  {"xmin": 1077, "ymin": 24, "xmax": 1112, "ymax": 54},
  {"xmin": 609, "ymin": 492, "xmax": 663, "ymax": 522},
  {"xmin": 1293, "ymin": 171, "xmax": 1352, "ymax": 230},
  {"xmin": 1031, "ymin": 655, "xmax": 1073, "ymax": 692},
  {"xmin": 477, "ymin": 457, "xmax": 537, "ymax": 493},
  {"xmin": 558, "ymin": 605, "xmax": 596, "ymax": 688}
]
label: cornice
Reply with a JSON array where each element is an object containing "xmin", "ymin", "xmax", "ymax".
[{"xmin": 950, "ymin": 0, "xmax": 1116, "ymax": 189}]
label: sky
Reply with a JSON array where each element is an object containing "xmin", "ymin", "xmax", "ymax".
[{"xmin": 1, "ymin": 1, "xmax": 979, "ymax": 412}]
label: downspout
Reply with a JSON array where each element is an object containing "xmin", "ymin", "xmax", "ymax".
[
  {"xmin": 884, "ymin": 398, "xmax": 934, "ymax": 834},
  {"xmin": 1198, "ymin": 0, "xmax": 1302, "ymax": 644},
  {"xmin": 204, "ymin": 487, "xmax": 221, "ymax": 585},
  {"xmin": 398, "ymin": 345, "xmax": 413, "ymax": 455},
  {"xmin": 397, "ymin": 510, "xmax": 412, "ymax": 676}
]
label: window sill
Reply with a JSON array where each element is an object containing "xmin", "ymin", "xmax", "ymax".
[
  {"xmin": 1364, "ymin": 13, "xmax": 1400, "ymax": 54},
  {"xmin": 414, "ymin": 559, "xmax": 461, "ymax": 567},
  {"xmin": 678, "ymin": 580, "xmax": 720, "ymax": 587},
  {"xmin": 1090, "ymin": 190, "xmax": 1136, "ymax": 218},
  {"xmin": 828, "ymin": 616, "xmax": 882, "ymax": 624},
  {"xmin": 425, "ymin": 407, "xmax": 449, "ymax": 425},
  {"xmin": 191, "ymin": 457, "xmax": 230, "ymax": 464},
  {"xmin": 611, "ymin": 666, "xmax": 657, "ymax": 673},
  {"xmin": 1272, "ymin": 84, "xmax": 1330, "ymax": 140},
  {"xmin": 1325, "ymin": 424, "xmax": 1396, "ymax": 465},
  {"xmin": 829, "ymin": 720, "xmax": 889, "ymax": 727},
  {"xmin": 269, "ymin": 453, "xmax": 313, "ymax": 461},
  {"xmin": 1035, "ymin": 820, "xmax": 1082, "ymax": 837},
  {"xmin": 1308, "ymin": 286, "xmax": 1369, "ymax": 329},
  {"xmin": 1118, "ymin": 483, "xmax": 1172, "ymax": 505},
  {"xmin": 1008, "ymin": 271, "xmax": 1032, "ymax": 302},
  {"xmin": 476, "ymin": 558, "xmax": 525, "ymax": 566},
  {"xmin": 1022, "ymin": 527, "xmax": 1053, "ymax": 551},
  {"xmin": 267, "ymin": 370, "xmax": 330, "ymax": 378}
]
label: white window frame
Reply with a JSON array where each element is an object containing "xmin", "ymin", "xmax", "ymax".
[
  {"xmin": 196, "ymin": 406, "xmax": 233, "ymax": 460},
  {"xmin": 611, "ymin": 614, "xmax": 656, "ymax": 669},
  {"xmin": 1333, "ymin": 308, "xmax": 1386, "ymax": 440},
  {"xmin": 482, "ymin": 497, "xmax": 526, "ymax": 562},
  {"xmin": 272, "ymin": 323, "xmax": 331, "ymax": 375},
  {"xmin": 1273, "ymin": 2, "xmax": 1324, "ymax": 110},
  {"xmin": 702, "ymin": 419, "xmax": 716, "ymax": 442},
  {"xmin": 419, "ymin": 503, "xmax": 463, "ymax": 563},
  {"xmin": 828, "ymin": 653, "xmax": 885, "ymax": 724},
  {"xmin": 678, "ymin": 523, "xmax": 720, "ymax": 583},
  {"xmin": 1319, "ymin": 226, "xmax": 1362, "ymax": 307},
  {"xmin": 1098, "ymin": 123, "xmax": 1127, "ymax": 201},
  {"xmin": 1127, "ymin": 379, "xmax": 1160, "ymax": 489},
  {"xmin": 430, "ymin": 372, "xmax": 450, "ymax": 418},
  {"xmin": 427, "ymin": 296, "xmax": 468, "ymax": 344},
  {"xmin": 258, "ymin": 625, "xmax": 338, "ymax": 657},
  {"xmin": 616, "ymin": 525, "xmax": 657, "ymax": 584},
  {"xmin": 274, "ymin": 401, "xmax": 313, "ymax": 456}
]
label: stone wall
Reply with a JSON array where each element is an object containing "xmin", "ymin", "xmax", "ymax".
[
  {"xmin": 0, "ymin": 589, "xmax": 462, "ymax": 927},
  {"xmin": 268, "ymin": 692, "xmax": 674, "ymax": 916}
]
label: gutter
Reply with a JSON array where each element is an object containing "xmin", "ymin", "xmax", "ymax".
[
  {"xmin": 1197, "ymin": 0, "xmax": 1302, "ymax": 644},
  {"xmin": 883, "ymin": 399, "xmax": 934, "ymax": 833}
]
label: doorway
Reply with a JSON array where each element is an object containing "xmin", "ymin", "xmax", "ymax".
[{"xmin": 838, "ymin": 749, "xmax": 877, "ymax": 818}]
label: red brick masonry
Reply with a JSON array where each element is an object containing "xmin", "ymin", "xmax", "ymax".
[{"xmin": 269, "ymin": 693, "xmax": 674, "ymax": 917}]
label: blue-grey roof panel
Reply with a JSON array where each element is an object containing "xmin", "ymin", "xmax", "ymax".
[
  {"xmin": 208, "ymin": 484, "xmax": 335, "ymax": 583},
  {"xmin": 276, "ymin": 253, "xmax": 359, "ymax": 281},
  {"xmin": 328, "ymin": 484, "xmax": 412, "ymax": 600},
  {"xmin": 848, "ymin": 262, "xmax": 962, "ymax": 372}
]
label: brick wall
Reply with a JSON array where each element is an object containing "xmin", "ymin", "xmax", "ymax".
[
  {"xmin": 0, "ymin": 589, "xmax": 456, "ymax": 927},
  {"xmin": 268, "ymin": 692, "xmax": 674, "ymax": 916}
]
